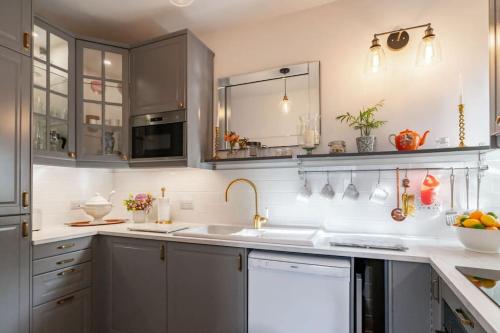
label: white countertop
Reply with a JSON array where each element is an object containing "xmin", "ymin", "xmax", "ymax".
[{"xmin": 33, "ymin": 223, "xmax": 500, "ymax": 333}]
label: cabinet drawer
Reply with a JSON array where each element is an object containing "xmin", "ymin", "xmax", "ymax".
[
  {"xmin": 33, "ymin": 237, "xmax": 92, "ymax": 260},
  {"xmin": 33, "ymin": 262, "xmax": 92, "ymax": 306},
  {"xmin": 441, "ymin": 280, "xmax": 486, "ymax": 333},
  {"xmin": 33, "ymin": 288, "xmax": 91, "ymax": 333},
  {"xmin": 33, "ymin": 249, "xmax": 92, "ymax": 276}
]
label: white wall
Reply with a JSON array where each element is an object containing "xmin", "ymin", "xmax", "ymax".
[{"xmin": 199, "ymin": 0, "xmax": 490, "ymax": 152}]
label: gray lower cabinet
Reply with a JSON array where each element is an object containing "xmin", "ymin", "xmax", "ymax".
[
  {"xmin": 0, "ymin": 45, "xmax": 31, "ymax": 216},
  {"xmin": 167, "ymin": 242, "xmax": 247, "ymax": 333},
  {"xmin": 32, "ymin": 236, "xmax": 93, "ymax": 333},
  {"xmin": 94, "ymin": 236, "xmax": 167, "ymax": 333},
  {"xmin": 386, "ymin": 261, "xmax": 432, "ymax": 333},
  {"xmin": 0, "ymin": 0, "xmax": 31, "ymax": 56},
  {"xmin": 33, "ymin": 288, "xmax": 91, "ymax": 333},
  {"xmin": 0, "ymin": 216, "xmax": 30, "ymax": 333},
  {"xmin": 130, "ymin": 34, "xmax": 187, "ymax": 116}
]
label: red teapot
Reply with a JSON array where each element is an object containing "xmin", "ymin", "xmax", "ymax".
[{"xmin": 389, "ymin": 129, "xmax": 430, "ymax": 151}]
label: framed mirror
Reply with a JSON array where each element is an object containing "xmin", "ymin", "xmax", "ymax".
[{"xmin": 217, "ymin": 61, "xmax": 320, "ymax": 149}]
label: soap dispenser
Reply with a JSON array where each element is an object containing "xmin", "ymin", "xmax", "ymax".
[{"xmin": 157, "ymin": 187, "xmax": 171, "ymax": 224}]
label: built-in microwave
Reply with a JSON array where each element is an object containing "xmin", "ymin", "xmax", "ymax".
[{"xmin": 131, "ymin": 110, "xmax": 187, "ymax": 162}]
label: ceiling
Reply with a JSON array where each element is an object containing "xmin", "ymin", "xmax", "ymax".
[{"xmin": 35, "ymin": 0, "xmax": 338, "ymax": 44}]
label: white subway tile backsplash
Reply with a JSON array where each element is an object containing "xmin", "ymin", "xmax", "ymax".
[{"xmin": 34, "ymin": 155, "xmax": 500, "ymax": 239}]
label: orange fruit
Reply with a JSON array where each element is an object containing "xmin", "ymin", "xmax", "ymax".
[{"xmin": 469, "ymin": 210, "xmax": 484, "ymax": 220}]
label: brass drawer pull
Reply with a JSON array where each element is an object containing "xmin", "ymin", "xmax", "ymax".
[
  {"xmin": 57, "ymin": 243, "xmax": 75, "ymax": 250},
  {"xmin": 22, "ymin": 221, "xmax": 29, "ymax": 238},
  {"xmin": 23, "ymin": 32, "xmax": 30, "ymax": 50},
  {"xmin": 455, "ymin": 308, "xmax": 474, "ymax": 328},
  {"xmin": 68, "ymin": 151, "xmax": 76, "ymax": 159},
  {"xmin": 56, "ymin": 258, "xmax": 75, "ymax": 265},
  {"xmin": 160, "ymin": 245, "xmax": 165, "ymax": 261},
  {"xmin": 57, "ymin": 295, "xmax": 75, "ymax": 305},
  {"xmin": 237, "ymin": 254, "xmax": 243, "ymax": 272},
  {"xmin": 22, "ymin": 191, "xmax": 29, "ymax": 208},
  {"xmin": 57, "ymin": 268, "xmax": 77, "ymax": 277}
]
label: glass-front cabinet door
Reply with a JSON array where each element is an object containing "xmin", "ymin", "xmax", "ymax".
[
  {"xmin": 76, "ymin": 41, "xmax": 129, "ymax": 164},
  {"xmin": 32, "ymin": 19, "xmax": 76, "ymax": 163}
]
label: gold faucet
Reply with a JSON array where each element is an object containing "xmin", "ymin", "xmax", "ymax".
[{"xmin": 225, "ymin": 178, "xmax": 268, "ymax": 229}]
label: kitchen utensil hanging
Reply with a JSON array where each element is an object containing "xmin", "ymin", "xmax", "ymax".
[
  {"xmin": 391, "ymin": 168, "xmax": 406, "ymax": 222},
  {"xmin": 445, "ymin": 168, "xmax": 458, "ymax": 226}
]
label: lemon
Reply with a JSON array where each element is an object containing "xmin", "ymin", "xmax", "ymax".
[
  {"xmin": 480, "ymin": 214, "xmax": 499, "ymax": 227},
  {"xmin": 462, "ymin": 218, "xmax": 482, "ymax": 228},
  {"xmin": 480, "ymin": 279, "xmax": 497, "ymax": 289}
]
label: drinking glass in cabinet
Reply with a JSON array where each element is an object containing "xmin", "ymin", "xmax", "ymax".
[
  {"xmin": 33, "ymin": 117, "xmax": 47, "ymax": 151},
  {"xmin": 104, "ymin": 130, "xmax": 121, "ymax": 155},
  {"xmin": 33, "ymin": 88, "xmax": 46, "ymax": 115}
]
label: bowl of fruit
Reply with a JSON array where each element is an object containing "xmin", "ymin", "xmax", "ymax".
[{"xmin": 453, "ymin": 210, "xmax": 500, "ymax": 253}]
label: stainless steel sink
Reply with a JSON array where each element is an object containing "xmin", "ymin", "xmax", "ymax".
[{"xmin": 173, "ymin": 225, "xmax": 320, "ymax": 247}]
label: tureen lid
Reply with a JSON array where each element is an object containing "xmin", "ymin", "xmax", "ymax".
[{"xmin": 85, "ymin": 193, "xmax": 111, "ymax": 206}]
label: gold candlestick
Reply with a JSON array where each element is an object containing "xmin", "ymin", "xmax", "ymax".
[
  {"xmin": 213, "ymin": 126, "xmax": 221, "ymax": 160},
  {"xmin": 458, "ymin": 103, "xmax": 465, "ymax": 148}
]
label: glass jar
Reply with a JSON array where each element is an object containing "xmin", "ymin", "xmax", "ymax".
[{"xmin": 247, "ymin": 141, "xmax": 261, "ymax": 157}]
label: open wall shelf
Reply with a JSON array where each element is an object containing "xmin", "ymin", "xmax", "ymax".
[{"xmin": 205, "ymin": 146, "xmax": 492, "ymax": 170}]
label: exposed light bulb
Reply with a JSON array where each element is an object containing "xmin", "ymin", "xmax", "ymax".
[
  {"xmin": 416, "ymin": 26, "xmax": 442, "ymax": 67},
  {"xmin": 170, "ymin": 0, "xmax": 194, "ymax": 7},
  {"xmin": 365, "ymin": 36, "xmax": 387, "ymax": 74},
  {"xmin": 281, "ymin": 95, "xmax": 290, "ymax": 114}
]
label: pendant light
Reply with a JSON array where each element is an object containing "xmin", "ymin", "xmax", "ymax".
[
  {"xmin": 416, "ymin": 25, "xmax": 442, "ymax": 66},
  {"xmin": 279, "ymin": 67, "xmax": 291, "ymax": 114},
  {"xmin": 170, "ymin": 0, "xmax": 194, "ymax": 7},
  {"xmin": 281, "ymin": 78, "xmax": 290, "ymax": 114},
  {"xmin": 366, "ymin": 36, "xmax": 387, "ymax": 74}
]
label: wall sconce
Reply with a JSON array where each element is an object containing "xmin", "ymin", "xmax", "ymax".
[{"xmin": 366, "ymin": 23, "xmax": 442, "ymax": 73}]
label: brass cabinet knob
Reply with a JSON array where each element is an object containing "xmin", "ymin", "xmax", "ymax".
[
  {"xmin": 68, "ymin": 152, "xmax": 76, "ymax": 159},
  {"xmin": 23, "ymin": 32, "xmax": 30, "ymax": 50},
  {"xmin": 496, "ymin": 115, "xmax": 500, "ymax": 125},
  {"xmin": 120, "ymin": 153, "xmax": 128, "ymax": 161},
  {"xmin": 177, "ymin": 101, "xmax": 185, "ymax": 109}
]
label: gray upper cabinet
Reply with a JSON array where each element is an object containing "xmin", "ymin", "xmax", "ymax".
[
  {"xmin": 0, "ymin": 0, "xmax": 31, "ymax": 56},
  {"xmin": 386, "ymin": 261, "xmax": 431, "ymax": 333},
  {"xmin": 76, "ymin": 40, "xmax": 130, "ymax": 164},
  {"xmin": 94, "ymin": 236, "xmax": 167, "ymax": 333},
  {"xmin": 167, "ymin": 242, "xmax": 247, "ymax": 333},
  {"xmin": 33, "ymin": 18, "xmax": 76, "ymax": 165},
  {"xmin": 130, "ymin": 34, "xmax": 187, "ymax": 116},
  {"xmin": 0, "ymin": 216, "xmax": 30, "ymax": 333},
  {"xmin": 0, "ymin": 45, "xmax": 31, "ymax": 216}
]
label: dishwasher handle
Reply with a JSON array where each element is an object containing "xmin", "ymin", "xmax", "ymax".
[
  {"xmin": 356, "ymin": 273, "xmax": 363, "ymax": 333},
  {"xmin": 248, "ymin": 258, "xmax": 350, "ymax": 278}
]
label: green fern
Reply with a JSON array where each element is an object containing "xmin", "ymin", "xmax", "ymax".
[{"xmin": 336, "ymin": 100, "xmax": 387, "ymax": 137}]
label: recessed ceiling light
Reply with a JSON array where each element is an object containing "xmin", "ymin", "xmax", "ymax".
[{"xmin": 170, "ymin": 0, "xmax": 194, "ymax": 7}]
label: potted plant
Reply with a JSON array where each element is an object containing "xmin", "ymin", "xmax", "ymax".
[
  {"xmin": 123, "ymin": 193, "xmax": 155, "ymax": 223},
  {"xmin": 336, "ymin": 100, "xmax": 387, "ymax": 153}
]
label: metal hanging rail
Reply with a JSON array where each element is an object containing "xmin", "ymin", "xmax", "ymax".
[{"xmin": 298, "ymin": 165, "xmax": 488, "ymax": 175}]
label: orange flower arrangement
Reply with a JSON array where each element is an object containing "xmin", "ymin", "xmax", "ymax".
[{"xmin": 224, "ymin": 131, "xmax": 240, "ymax": 151}]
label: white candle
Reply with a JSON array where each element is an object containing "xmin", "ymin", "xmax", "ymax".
[
  {"xmin": 304, "ymin": 129, "xmax": 316, "ymax": 148},
  {"xmin": 458, "ymin": 73, "xmax": 464, "ymax": 105}
]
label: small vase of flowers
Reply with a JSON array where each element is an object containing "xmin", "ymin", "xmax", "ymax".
[
  {"xmin": 224, "ymin": 131, "xmax": 240, "ymax": 156},
  {"xmin": 123, "ymin": 193, "xmax": 155, "ymax": 223}
]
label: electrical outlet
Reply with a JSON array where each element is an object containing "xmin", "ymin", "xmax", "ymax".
[
  {"xmin": 180, "ymin": 200, "xmax": 194, "ymax": 210},
  {"xmin": 70, "ymin": 200, "xmax": 85, "ymax": 210}
]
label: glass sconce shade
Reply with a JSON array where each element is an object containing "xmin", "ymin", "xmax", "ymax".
[
  {"xmin": 416, "ymin": 27, "xmax": 442, "ymax": 66},
  {"xmin": 281, "ymin": 95, "xmax": 290, "ymax": 114},
  {"xmin": 365, "ymin": 39, "xmax": 387, "ymax": 74}
]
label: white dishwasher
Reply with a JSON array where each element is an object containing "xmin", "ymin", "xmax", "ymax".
[{"xmin": 248, "ymin": 250, "xmax": 351, "ymax": 333}]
